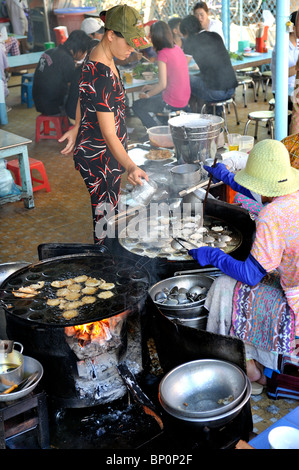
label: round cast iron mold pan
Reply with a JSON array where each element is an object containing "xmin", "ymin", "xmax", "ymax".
[{"xmin": 0, "ymin": 254, "xmax": 151, "ymax": 327}]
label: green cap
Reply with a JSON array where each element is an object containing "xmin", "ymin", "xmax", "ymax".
[{"xmin": 100, "ymin": 4, "xmax": 152, "ymax": 49}]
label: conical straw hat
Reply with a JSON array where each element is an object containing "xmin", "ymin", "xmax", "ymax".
[{"xmin": 234, "ymin": 139, "xmax": 299, "ymax": 197}]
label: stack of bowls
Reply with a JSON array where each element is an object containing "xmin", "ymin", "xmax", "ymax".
[
  {"xmin": 158, "ymin": 359, "xmax": 251, "ymax": 428},
  {"xmin": 148, "ymin": 274, "xmax": 214, "ymax": 330}
]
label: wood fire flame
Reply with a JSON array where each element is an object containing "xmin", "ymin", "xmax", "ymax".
[{"xmin": 65, "ymin": 310, "xmax": 129, "ymax": 347}]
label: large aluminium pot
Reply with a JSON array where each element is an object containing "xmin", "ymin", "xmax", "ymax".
[{"xmin": 158, "ymin": 359, "xmax": 251, "ymax": 428}]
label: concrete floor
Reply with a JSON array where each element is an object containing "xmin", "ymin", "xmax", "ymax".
[{"xmin": 1, "ymin": 74, "xmax": 298, "ymax": 442}]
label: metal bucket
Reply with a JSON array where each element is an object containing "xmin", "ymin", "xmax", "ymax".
[{"xmin": 168, "ymin": 113, "xmax": 224, "ymax": 164}]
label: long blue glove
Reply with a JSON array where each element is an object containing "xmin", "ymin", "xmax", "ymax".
[
  {"xmin": 203, "ymin": 163, "xmax": 255, "ymax": 201},
  {"xmin": 188, "ymin": 247, "xmax": 267, "ymax": 286}
]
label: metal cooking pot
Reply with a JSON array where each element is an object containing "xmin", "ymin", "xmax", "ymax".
[
  {"xmin": 0, "ymin": 355, "xmax": 43, "ymax": 402},
  {"xmin": 0, "ymin": 341, "xmax": 24, "ymax": 390},
  {"xmin": 148, "ymin": 274, "xmax": 214, "ymax": 319},
  {"xmin": 160, "ymin": 310, "xmax": 208, "ymax": 330},
  {"xmin": 170, "ymin": 164, "xmax": 202, "ymax": 192},
  {"xmin": 158, "ymin": 359, "xmax": 249, "ymax": 426}
]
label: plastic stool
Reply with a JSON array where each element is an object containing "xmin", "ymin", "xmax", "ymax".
[
  {"xmin": 35, "ymin": 114, "xmax": 69, "ymax": 142},
  {"xmin": 7, "ymin": 157, "xmax": 51, "ymax": 193},
  {"xmin": 21, "ymin": 73, "xmax": 34, "ymax": 84},
  {"xmin": 244, "ymin": 110, "xmax": 275, "ymax": 140},
  {"xmin": 21, "ymin": 82, "xmax": 34, "ymax": 108}
]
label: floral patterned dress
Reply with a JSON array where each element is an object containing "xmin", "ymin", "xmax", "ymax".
[{"xmin": 74, "ymin": 61, "xmax": 127, "ymax": 244}]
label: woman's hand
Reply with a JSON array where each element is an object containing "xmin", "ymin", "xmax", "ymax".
[
  {"xmin": 141, "ymin": 84, "xmax": 153, "ymax": 93},
  {"xmin": 127, "ymin": 164, "xmax": 149, "ymax": 186},
  {"xmin": 139, "ymin": 84, "xmax": 154, "ymax": 99},
  {"xmin": 58, "ymin": 126, "xmax": 78, "ymax": 155}
]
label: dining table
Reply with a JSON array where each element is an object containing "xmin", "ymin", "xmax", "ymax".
[
  {"xmin": 124, "ymin": 50, "xmax": 273, "ymax": 96},
  {"xmin": 230, "ymin": 50, "xmax": 272, "ymax": 71},
  {"xmin": 0, "ymin": 129, "xmax": 34, "ymax": 209},
  {"xmin": 7, "ymin": 51, "xmax": 44, "ymax": 74}
]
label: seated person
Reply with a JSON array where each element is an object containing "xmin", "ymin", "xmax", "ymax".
[
  {"xmin": 80, "ymin": 17, "xmax": 105, "ymax": 41},
  {"xmin": 189, "ymin": 139, "xmax": 299, "ymax": 385},
  {"xmin": 3, "ymin": 36, "xmax": 20, "ymax": 56},
  {"xmin": 168, "ymin": 17, "xmax": 184, "ymax": 48},
  {"xmin": 142, "ymin": 45, "xmax": 157, "ymax": 62},
  {"xmin": 66, "ymin": 38, "xmax": 98, "ymax": 124},
  {"xmin": 0, "ymin": 27, "xmax": 20, "ymax": 56},
  {"xmin": 204, "ymin": 134, "xmax": 299, "ymax": 216},
  {"xmin": 33, "ymin": 30, "xmax": 92, "ymax": 116},
  {"xmin": 132, "ymin": 21, "xmax": 191, "ymax": 129},
  {"xmin": 180, "ymin": 15, "xmax": 237, "ymax": 114},
  {"xmin": 193, "ymin": 1, "xmax": 225, "ymax": 42},
  {"xmin": 0, "ymin": 47, "xmax": 9, "ymax": 101},
  {"xmin": 281, "ymin": 133, "xmax": 299, "ymax": 169}
]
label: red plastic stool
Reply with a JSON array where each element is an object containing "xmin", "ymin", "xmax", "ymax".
[
  {"xmin": 7, "ymin": 158, "xmax": 51, "ymax": 193},
  {"xmin": 35, "ymin": 115, "xmax": 69, "ymax": 142}
]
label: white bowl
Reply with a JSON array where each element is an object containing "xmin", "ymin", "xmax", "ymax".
[
  {"xmin": 142, "ymin": 71, "xmax": 154, "ymax": 80},
  {"xmin": 268, "ymin": 426, "xmax": 299, "ymax": 449}
]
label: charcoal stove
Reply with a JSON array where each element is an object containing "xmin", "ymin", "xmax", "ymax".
[
  {"xmin": 0, "ymin": 239, "xmax": 254, "ymax": 450},
  {"xmin": 0, "ymin": 251, "xmax": 152, "ymax": 409}
]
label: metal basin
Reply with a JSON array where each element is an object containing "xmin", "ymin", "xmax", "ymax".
[{"xmin": 158, "ymin": 359, "xmax": 247, "ymax": 420}]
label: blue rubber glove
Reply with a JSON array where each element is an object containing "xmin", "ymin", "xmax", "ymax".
[
  {"xmin": 188, "ymin": 247, "xmax": 267, "ymax": 286},
  {"xmin": 203, "ymin": 163, "xmax": 255, "ymax": 201}
]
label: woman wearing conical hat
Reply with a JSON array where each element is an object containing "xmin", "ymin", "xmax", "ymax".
[{"xmin": 189, "ymin": 139, "xmax": 299, "ymax": 386}]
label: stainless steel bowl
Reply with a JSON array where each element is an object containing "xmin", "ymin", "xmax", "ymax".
[
  {"xmin": 0, "ymin": 355, "xmax": 43, "ymax": 402},
  {"xmin": 159, "ymin": 376, "xmax": 252, "ymax": 428},
  {"xmin": 148, "ymin": 274, "xmax": 214, "ymax": 318},
  {"xmin": 158, "ymin": 359, "xmax": 248, "ymax": 420},
  {"xmin": 0, "ymin": 262, "xmax": 30, "ymax": 286}
]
